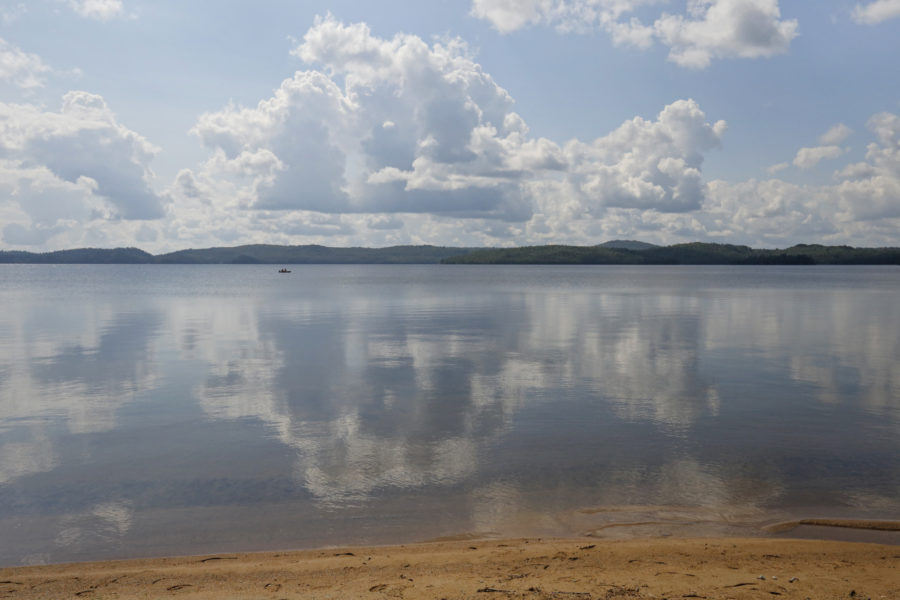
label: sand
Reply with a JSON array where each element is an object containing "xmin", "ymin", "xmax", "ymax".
[{"xmin": 1, "ymin": 537, "xmax": 898, "ymax": 599}]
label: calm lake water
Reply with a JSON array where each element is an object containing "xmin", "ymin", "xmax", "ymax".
[{"xmin": 0, "ymin": 264, "xmax": 898, "ymax": 565}]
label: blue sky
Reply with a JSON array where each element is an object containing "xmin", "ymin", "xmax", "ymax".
[{"xmin": 1, "ymin": 0, "xmax": 899, "ymax": 251}]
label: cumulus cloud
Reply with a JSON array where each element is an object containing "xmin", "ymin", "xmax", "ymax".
[
  {"xmin": 0, "ymin": 92, "xmax": 164, "ymax": 246},
  {"xmin": 853, "ymin": 0, "xmax": 900, "ymax": 24},
  {"xmin": 767, "ymin": 162, "xmax": 789, "ymax": 175},
  {"xmin": 654, "ymin": 0, "xmax": 798, "ymax": 68},
  {"xmin": 565, "ymin": 99, "xmax": 726, "ymax": 212},
  {"xmin": 832, "ymin": 111, "xmax": 900, "ymax": 220},
  {"xmin": 470, "ymin": 0, "xmax": 544, "ymax": 34},
  {"xmin": 510, "ymin": 106, "xmax": 900, "ymax": 249},
  {"xmin": 4, "ymin": 16, "xmax": 891, "ymax": 252},
  {"xmin": 686, "ymin": 111, "xmax": 900, "ymax": 245},
  {"xmin": 192, "ymin": 16, "xmax": 551, "ymax": 221},
  {"xmin": 820, "ymin": 123, "xmax": 853, "ymax": 145},
  {"xmin": 187, "ymin": 16, "xmax": 724, "ymax": 238},
  {"xmin": 0, "ymin": 38, "xmax": 51, "ymax": 89},
  {"xmin": 69, "ymin": 0, "xmax": 123, "ymax": 21},
  {"xmin": 793, "ymin": 145, "xmax": 844, "ymax": 169},
  {"xmin": 470, "ymin": 0, "xmax": 798, "ymax": 68},
  {"xmin": 773, "ymin": 124, "xmax": 853, "ymax": 171},
  {"xmin": 471, "ymin": 0, "xmax": 662, "ymax": 37}
]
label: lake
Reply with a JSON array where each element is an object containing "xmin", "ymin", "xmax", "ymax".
[{"xmin": 0, "ymin": 264, "xmax": 898, "ymax": 566}]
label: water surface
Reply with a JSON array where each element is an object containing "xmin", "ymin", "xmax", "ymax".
[{"xmin": 0, "ymin": 265, "xmax": 898, "ymax": 565}]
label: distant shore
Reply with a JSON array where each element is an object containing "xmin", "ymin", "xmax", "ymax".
[
  {"xmin": 2, "ymin": 536, "xmax": 898, "ymax": 599},
  {"xmin": 2, "ymin": 241, "xmax": 899, "ymax": 265}
]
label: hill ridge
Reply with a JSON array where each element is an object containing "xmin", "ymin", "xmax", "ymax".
[{"xmin": 1, "ymin": 242, "xmax": 899, "ymax": 265}]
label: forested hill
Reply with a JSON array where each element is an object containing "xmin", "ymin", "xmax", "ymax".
[
  {"xmin": 440, "ymin": 243, "xmax": 900, "ymax": 265},
  {"xmin": 0, "ymin": 247, "xmax": 156, "ymax": 264},
  {"xmin": 1, "ymin": 242, "xmax": 899, "ymax": 265},
  {"xmin": 0, "ymin": 244, "xmax": 475, "ymax": 264}
]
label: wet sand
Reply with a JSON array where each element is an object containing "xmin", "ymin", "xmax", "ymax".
[{"xmin": 2, "ymin": 536, "xmax": 898, "ymax": 599}]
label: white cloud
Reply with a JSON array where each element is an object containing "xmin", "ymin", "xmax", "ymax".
[
  {"xmin": 515, "ymin": 107, "xmax": 900, "ymax": 248},
  {"xmin": 654, "ymin": 0, "xmax": 798, "ymax": 68},
  {"xmin": 187, "ymin": 16, "xmax": 725, "ymax": 237},
  {"xmin": 693, "ymin": 112, "xmax": 900, "ymax": 244},
  {"xmin": 775, "ymin": 124, "xmax": 853, "ymax": 171},
  {"xmin": 0, "ymin": 92, "xmax": 164, "ymax": 247},
  {"xmin": 820, "ymin": 123, "xmax": 853, "ymax": 145},
  {"xmin": 793, "ymin": 145, "xmax": 844, "ymax": 169},
  {"xmin": 0, "ymin": 38, "xmax": 51, "ymax": 89},
  {"xmin": 193, "ymin": 16, "xmax": 545, "ymax": 221},
  {"xmin": 565, "ymin": 99, "xmax": 726, "ymax": 212},
  {"xmin": 865, "ymin": 110, "xmax": 900, "ymax": 148},
  {"xmin": 853, "ymin": 0, "xmax": 900, "ymax": 24},
  {"xmin": 69, "ymin": 0, "xmax": 123, "ymax": 21},
  {"xmin": 702, "ymin": 178, "xmax": 841, "ymax": 242},
  {"xmin": 471, "ymin": 0, "xmax": 662, "ymax": 36},
  {"xmin": 3, "ymin": 16, "xmax": 894, "ymax": 252},
  {"xmin": 767, "ymin": 162, "xmax": 789, "ymax": 174},
  {"xmin": 470, "ymin": 0, "xmax": 798, "ymax": 68},
  {"xmin": 193, "ymin": 69, "xmax": 354, "ymax": 214},
  {"xmin": 470, "ymin": 0, "xmax": 544, "ymax": 34},
  {"xmin": 832, "ymin": 111, "xmax": 900, "ymax": 220}
]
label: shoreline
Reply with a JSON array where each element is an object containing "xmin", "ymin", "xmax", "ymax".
[
  {"xmin": 2, "ymin": 536, "xmax": 898, "ymax": 599},
  {"xmin": 3, "ymin": 515, "xmax": 899, "ymax": 570}
]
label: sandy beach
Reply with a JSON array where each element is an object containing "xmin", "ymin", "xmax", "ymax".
[{"xmin": 2, "ymin": 536, "xmax": 898, "ymax": 599}]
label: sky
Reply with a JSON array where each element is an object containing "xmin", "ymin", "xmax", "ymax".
[{"xmin": 1, "ymin": 0, "xmax": 899, "ymax": 252}]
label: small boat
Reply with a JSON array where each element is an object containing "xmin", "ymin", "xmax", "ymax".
[{"xmin": 278, "ymin": 268, "xmax": 291, "ymax": 273}]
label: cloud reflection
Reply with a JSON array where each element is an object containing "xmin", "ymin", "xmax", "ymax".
[
  {"xmin": 195, "ymin": 298, "xmax": 516, "ymax": 505},
  {"xmin": 187, "ymin": 269, "xmax": 899, "ymax": 516},
  {"xmin": 0, "ymin": 300, "xmax": 162, "ymax": 485},
  {"xmin": 705, "ymin": 287, "xmax": 900, "ymax": 413},
  {"xmin": 191, "ymin": 285, "xmax": 726, "ymax": 507},
  {"xmin": 55, "ymin": 501, "xmax": 134, "ymax": 551},
  {"xmin": 1, "ymin": 266, "xmax": 898, "ymax": 564}
]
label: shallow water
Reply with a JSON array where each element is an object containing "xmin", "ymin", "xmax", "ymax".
[{"xmin": 0, "ymin": 264, "xmax": 898, "ymax": 565}]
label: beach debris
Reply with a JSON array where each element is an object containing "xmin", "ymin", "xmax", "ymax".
[
  {"xmin": 477, "ymin": 586, "xmax": 513, "ymax": 593},
  {"xmin": 758, "ymin": 575, "xmax": 766, "ymax": 580},
  {"xmin": 369, "ymin": 584, "xmax": 388, "ymax": 592},
  {"xmin": 580, "ymin": 544, "xmax": 596, "ymax": 550},
  {"xmin": 526, "ymin": 589, "xmax": 591, "ymax": 597},
  {"xmin": 334, "ymin": 552, "xmax": 355, "ymax": 556},
  {"xmin": 199, "ymin": 555, "xmax": 237, "ymax": 562},
  {"xmin": 789, "ymin": 577, "xmax": 799, "ymax": 583},
  {"xmin": 772, "ymin": 576, "xmax": 778, "ymax": 580}
]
